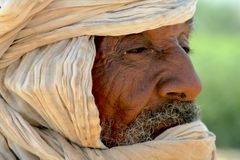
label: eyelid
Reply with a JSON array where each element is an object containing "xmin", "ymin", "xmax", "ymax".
[
  {"xmin": 125, "ymin": 47, "xmax": 147, "ymax": 54},
  {"xmin": 178, "ymin": 33, "xmax": 191, "ymax": 54},
  {"xmin": 116, "ymin": 35, "xmax": 146, "ymax": 53}
]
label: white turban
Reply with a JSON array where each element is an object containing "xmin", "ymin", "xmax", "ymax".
[{"xmin": 0, "ymin": 0, "xmax": 216, "ymax": 159}]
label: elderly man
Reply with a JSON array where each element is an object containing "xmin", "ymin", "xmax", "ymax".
[
  {"xmin": 0, "ymin": 0, "xmax": 215, "ymax": 159},
  {"xmin": 93, "ymin": 19, "xmax": 202, "ymax": 147}
]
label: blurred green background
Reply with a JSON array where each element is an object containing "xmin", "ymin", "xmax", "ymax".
[{"xmin": 190, "ymin": 0, "xmax": 240, "ymax": 149}]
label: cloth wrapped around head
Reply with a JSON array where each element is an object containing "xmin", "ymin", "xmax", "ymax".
[{"xmin": 0, "ymin": 0, "xmax": 216, "ymax": 159}]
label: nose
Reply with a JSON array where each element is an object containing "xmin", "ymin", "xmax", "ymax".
[
  {"xmin": 158, "ymin": 51, "xmax": 202, "ymax": 101},
  {"xmin": 159, "ymin": 77, "xmax": 202, "ymax": 101}
]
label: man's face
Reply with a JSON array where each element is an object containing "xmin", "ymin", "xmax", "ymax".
[{"xmin": 92, "ymin": 19, "xmax": 202, "ymax": 147}]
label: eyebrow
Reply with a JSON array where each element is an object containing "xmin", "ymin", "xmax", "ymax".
[{"xmin": 115, "ymin": 34, "xmax": 146, "ymax": 53}]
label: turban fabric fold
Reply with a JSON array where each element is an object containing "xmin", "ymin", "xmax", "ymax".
[{"xmin": 0, "ymin": 0, "xmax": 216, "ymax": 159}]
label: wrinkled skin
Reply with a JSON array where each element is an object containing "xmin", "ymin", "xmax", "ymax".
[{"xmin": 92, "ymin": 19, "xmax": 202, "ymax": 147}]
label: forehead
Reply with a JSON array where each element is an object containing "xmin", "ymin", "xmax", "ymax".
[
  {"xmin": 95, "ymin": 19, "xmax": 193, "ymax": 53},
  {"xmin": 142, "ymin": 19, "xmax": 193, "ymax": 42}
]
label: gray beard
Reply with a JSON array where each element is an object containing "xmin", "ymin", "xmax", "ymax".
[{"xmin": 100, "ymin": 101, "xmax": 200, "ymax": 148}]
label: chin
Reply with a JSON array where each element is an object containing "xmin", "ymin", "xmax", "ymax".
[{"xmin": 100, "ymin": 100, "xmax": 200, "ymax": 148}]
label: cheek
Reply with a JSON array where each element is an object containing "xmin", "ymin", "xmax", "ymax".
[
  {"xmin": 92, "ymin": 63, "xmax": 124, "ymax": 101},
  {"xmin": 92, "ymin": 57, "xmax": 165, "ymax": 124},
  {"xmin": 92, "ymin": 59, "xmax": 127, "ymax": 119}
]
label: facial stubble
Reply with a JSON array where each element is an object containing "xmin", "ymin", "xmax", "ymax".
[{"xmin": 101, "ymin": 101, "xmax": 200, "ymax": 147}]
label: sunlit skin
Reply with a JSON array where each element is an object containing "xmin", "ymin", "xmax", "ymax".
[{"xmin": 92, "ymin": 19, "xmax": 202, "ymax": 146}]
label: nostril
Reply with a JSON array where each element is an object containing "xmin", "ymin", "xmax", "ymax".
[{"xmin": 167, "ymin": 92, "xmax": 186, "ymax": 99}]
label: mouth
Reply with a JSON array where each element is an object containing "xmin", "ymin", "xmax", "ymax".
[{"xmin": 100, "ymin": 101, "xmax": 200, "ymax": 148}]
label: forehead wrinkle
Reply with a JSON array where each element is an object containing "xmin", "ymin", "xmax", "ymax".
[
  {"xmin": 124, "ymin": 33, "xmax": 145, "ymax": 44},
  {"xmin": 142, "ymin": 21, "xmax": 192, "ymax": 48}
]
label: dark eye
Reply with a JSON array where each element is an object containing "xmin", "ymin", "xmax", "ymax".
[
  {"xmin": 182, "ymin": 46, "xmax": 190, "ymax": 53},
  {"xmin": 125, "ymin": 47, "xmax": 147, "ymax": 54},
  {"xmin": 178, "ymin": 34, "xmax": 190, "ymax": 54}
]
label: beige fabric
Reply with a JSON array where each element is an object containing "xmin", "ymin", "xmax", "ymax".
[
  {"xmin": 0, "ymin": 0, "xmax": 216, "ymax": 159},
  {"xmin": 0, "ymin": 0, "xmax": 197, "ymax": 68}
]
